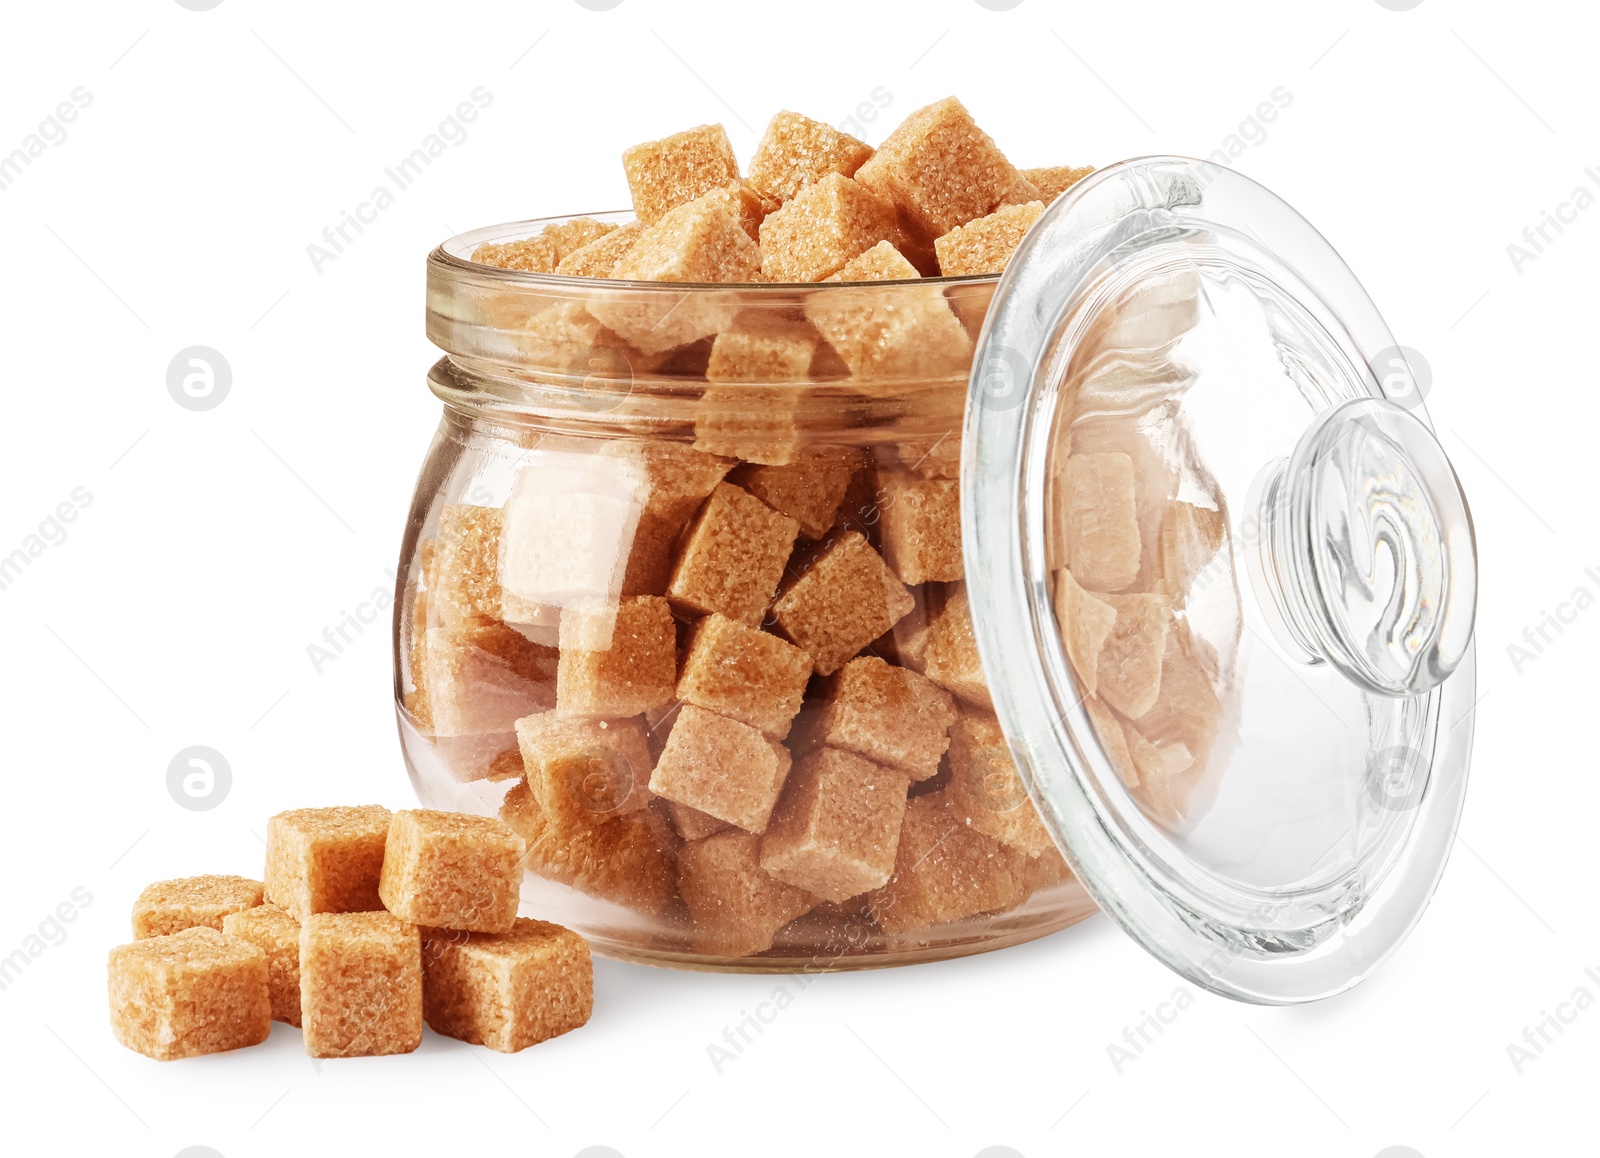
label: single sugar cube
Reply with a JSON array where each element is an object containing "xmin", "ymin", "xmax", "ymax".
[
  {"xmin": 827, "ymin": 238, "xmax": 920, "ymax": 282},
  {"xmin": 694, "ymin": 385, "xmax": 804, "ymax": 466},
  {"xmin": 747, "ymin": 111, "xmax": 875, "ymax": 202},
  {"xmin": 413, "ymin": 622, "xmax": 557, "ymax": 737},
  {"xmin": 300, "ymin": 912, "xmax": 423, "ymax": 1058},
  {"xmin": 599, "ymin": 441, "xmax": 732, "ymax": 597},
  {"xmin": 379, "ymin": 809, "xmax": 526, "ymax": 934},
  {"xmin": 556, "ymin": 595, "xmax": 678, "ymax": 718},
  {"xmin": 555, "ymin": 220, "xmax": 646, "ymax": 277},
  {"xmin": 1052, "ymin": 568, "xmax": 1117, "ymax": 697},
  {"xmin": 662, "ymin": 798, "xmax": 729, "ymax": 841},
  {"xmin": 515, "ymin": 712, "xmax": 652, "ymax": 824},
  {"xmin": 1148, "ymin": 500, "xmax": 1228, "ymax": 601},
  {"xmin": 500, "ymin": 780, "xmax": 675, "ymax": 915},
  {"xmin": 649, "ymin": 704, "xmax": 793, "ymax": 833},
  {"xmin": 677, "ymin": 830, "xmax": 816, "ymax": 957},
  {"xmin": 759, "ymin": 748, "xmax": 911, "ymax": 902},
  {"xmin": 934, "ymin": 201, "xmax": 1045, "ymax": 276},
  {"xmin": 946, "ymin": 711, "xmax": 1054, "ymax": 857},
  {"xmin": 1126, "ymin": 621, "xmax": 1223, "ymax": 765},
  {"xmin": 595, "ymin": 197, "xmax": 761, "ymax": 353},
  {"xmin": 264, "ymin": 804, "xmax": 392, "ymax": 922},
  {"xmin": 771, "ymin": 530, "xmax": 914, "ymax": 676},
  {"xmin": 543, "ymin": 217, "xmax": 618, "ymax": 260},
  {"xmin": 108, "ymin": 927, "xmax": 270, "ymax": 1061},
  {"xmin": 874, "ymin": 583, "xmax": 937, "ymax": 673},
  {"xmin": 705, "ymin": 316, "xmax": 820, "ymax": 382},
  {"xmin": 132, "ymin": 876, "xmax": 263, "ymax": 939},
  {"xmin": 473, "ymin": 233, "xmax": 558, "ymax": 272},
  {"xmin": 622, "ymin": 123, "xmax": 743, "ymax": 225},
  {"xmin": 676, "ymin": 613, "xmax": 813, "ymax": 739},
  {"xmin": 421, "ymin": 918, "xmax": 592, "ymax": 1053},
  {"xmin": 1056, "ymin": 453, "xmax": 1141, "ymax": 592},
  {"xmin": 729, "ymin": 447, "xmax": 864, "ymax": 540},
  {"xmin": 998, "ymin": 170, "xmax": 1044, "ymax": 206},
  {"xmin": 816, "ymin": 656, "xmax": 956, "ymax": 781},
  {"xmin": 668, "ymin": 483, "xmax": 799, "ymax": 627},
  {"xmin": 877, "ymin": 471, "xmax": 963, "ymax": 584},
  {"xmin": 808, "ymin": 254, "xmax": 973, "ymax": 379},
  {"xmin": 919, "ymin": 585, "xmax": 991, "ymax": 709},
  {"xmin": 428, "ymin": 504, "xmax": 503, "ymax": 624},
  {"xmin": 853, "ymin": 97, "xmax": 1024, "ymax": 241},
  {"xmin": 867, "ymin": 792, "xmax": 1026, "ymax": 935},
  {"xmin": 758, "ymin": 173, "xmax": 901, "ymax": 283},
  {"xmin": 1096, "ymin": 593, "xmax": 1169, "ymax": 719},
  {"xmin": 221, "ymin": 904, "xmax": 302, "ymax": 1026},
  {"xmin": 1023, "ymin": 164, "xmax": 1095, "ymax": 204}
]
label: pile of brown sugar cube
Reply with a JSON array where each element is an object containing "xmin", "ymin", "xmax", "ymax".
[
  {"xmin": 401, "ymin": 97, "xmax": 1111, "ymax": 962},
  {"xmin": 107, "ymin": 806, "xmax": 592, "ymax": 1060}
]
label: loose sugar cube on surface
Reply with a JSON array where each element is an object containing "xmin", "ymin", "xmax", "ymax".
[
  {"xmin": 816, "ymin": 656, "xmax": 956, "ymax": 781},
  {"xmin": 668, "ymin": 483, "xmax": 799, "ymax": 626},
  {"xmin": 300, "ymin": 912, "xmax": 423, "ymax": 1059},
  {"xmin": 500, "ymin": 781, "xmax": 675, "ymax": 915},
  {"xmin": 422, "ymin": 918, "xmax": 592, "ymax": 1053},
  {"xmin": 556, "ymin": 595, "xmax": 678, "ymax": 718},
  {"xmin": 516, "ymin": 712, "xmax": 652, "ymax": 825},
  {"xmin": 1096, "ymin": 593, "xmax": 1169, "ymax": 719},
  {"xmin": 428, "ymin": 504, "xmax": 503, "ymax": 624},
  {"xmin": 934, "ymin": 201, "xmax": 1045, "ymax": 276},
  {"xmin": 730, "ymin": 447, "xmax": 863, "ymax": 540},
  {"xmin": 922, "ymin": 586, "xmax": 991, "ymax": 709},
  {"xmin": 867, "ymin": 792, "xmax": 1026, "ymax": 935},
  {"xmin": 108, "ymin": 927, "xmax": 270, "ymax": 1061},
  {"xmin": 649, "ymin": 704, "xmax": 793, "ymax": 833},
  {"xmin": 808, "ymin": 254, "xmax": 973, "ymax": 380},
  {"xmin": 221, "ymin": 904, "xmax": 302, "ymax": 1026},
  {"xmin": 693, "ymin": 386, "xmax": 804, "ymax": 466},
  {"xmin": 264, "ymin": 805, "xmax": 392, "ymax": 922},
  {"xmin": 946, "ymin": 711, "xmax": 1054, "ymax": 857},
  {"xmin": 677, "ymin": 830, "xmax": 816, "ymax": 957},
  {"xmin": 1056, "ymin": 452, "xmax": 1141, "ymax": 592},
  {"xmin": 132, "ymin": 876, "xmax": 263, "ymax": 940},
  {"xmin": 622, "ymin": 123, "xmax": 743, "ymax": 225},
  {"xmin": 676, "ymin": 613, "xmax": 813, "ymax": 739},
  {"xmin": 853, "ymin": 97, "xmax": 1024, "ymax": 241},
  {"xmin": 704, "ymin": 315, "xmax": 819, "ymax": 383},
  {"xmin": 772, "ymin": 530, "xmax": 914, "ymax": 675},
  {"xmin": 414, "ymin": 621, "xmax": 558, "ymax": 737},
  {"xmin": 877, "ymin": 471, "xmax": 963, "ymax": 584},
  {"xmin": 1022, "ymin": 165, "xmax": 1095, "ymax": 204},
  {"xmin": 758, "ymin": 173, "xmax": 901, "ymax": 283},
  {"xmin": 379, "ymin": 810, "xmax": 525, "ymax": 934},
  {"xmin": 759, "ymin": 748, "xmax": 910, "ymax": 902},
  {"xmin": 555, "ymin": 220, "xmax": 646, "ymax": 277},
  {"xmin": 748, "ymin": 111, "xmax": 875, "ymax": 202},
  {"xmin": 1052, "ymin": 568, "xmax": 1118, "ymax": 697}
]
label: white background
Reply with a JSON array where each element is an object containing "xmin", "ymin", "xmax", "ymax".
[{"xmin": 0, "ymin": 1, "xmax": 1594, "ymax": 1155}]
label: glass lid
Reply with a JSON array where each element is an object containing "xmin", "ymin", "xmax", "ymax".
[{"xmin": 962, "ymin": 156, "xmax": 1477, "ymax": 1004}]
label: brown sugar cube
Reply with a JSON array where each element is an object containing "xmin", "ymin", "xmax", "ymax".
[
  {"xmin": 815, "ymin": 656, "xmax": 956, "ymax": 781},
  {"xmin": 945, "ymin": 711, "xmax": 1054, "ymax": 858},
  {"xmin": 300, "ymin": 912, "xmax": 422, "ymax": 1058},
  {"xmin": 748, "ymin": 110, "xmax": 875, "ymax": 202},
  {"xmin": 264, "ymin": 805, "xmax": 391, "ymax": 922},
  {"xmin": 874, "ymin": 583, "xmax": 939, "ymax": 673},
  {"xmin": 1053, "ymin": 568, "xmax": 1117, "ymax": 697},
  {"xmin": 827, "ymin": 238, "xmax": 921, "ymax": 282},
  {"xmin": 379, "ymin": 810, "xmax": 525, "ymax": 934},
  {"xmin": 427, "ymin": 505, "xmax": 503, "ymax": 624},
  {"xmin": 922, "ymin": 586, "xmax": 991, "ymax": 709},
  {"xmin": 516, "ymin": 712, "xmax": 651, "ymax": 824},
  {"xmin": 1127, "ymin": 621, "xmax": 1223, "ymax": 764},
  {"xmin": 1023, "ymin": 847, "xmax": 1075, "ymax": 894},
  {"xmin": 556, "ymin": 595, "xmax": 677, "ymax": 718},
  {"xmin": 867, "ymin": 792, "xmax": 1026, "ymax": 935},
  {"xmin": 934, "ymin": 201, "xmax": 1045, "ymax": 276},
  {"xmin": 421, "ymin": 918, "xmax": 592, "ymax": 1053},
  {"xmin": 701, "ymin": 180, "xmax": 779, "ymax": 242},
  {"xmin": 598, "ymin": 441, "xmax": 732, "ymax": 597},
  {"xmin": 473, "ymin": 233, "xmax": 558, "ymax": 273},
  {"xmin": 1147, "ymin": 500, "xmax": 1228, "ymax": 602},
  {"xmin": 730, "ymin": 447, "xmax": 864, "ymax": 540},
  {"xmin": 593, "ymin": 197, "xmax": 761, "ymax": 353},
  {"xmin": 997, "ymin": 169, "xmax": 1044, "ymax": 207},
  {"xmin": 668, "ymin": 483, "xmax": 799, "ymax": 627},
  {"xmin": 894, "ymin": 421, "xmax": 963, "ymax": 479},
  {"xmin": 677, "ymin": 613, "xmax": 813, "ymax": 739},
  {"xmin": 556, "ymin": 220, "xmax": 646, "ymax": 277},
  {"xmin": 705, "ymin": 316, "xmax": 820, "ymax": 383},
  {"xmin": 132, "ymin": 876, "xmax": 263, "ymax": 940},
  {"xmin": 517, "ymin": 300, "xmax": 663, "ymax": 384},
  {"xmin": 622, "ymin": 123, "xmax": 743, "ymax": 225},
  {"xmin": 650, "ymin": 704, "xmax": 793, "ymax": 832},
  {"xmin": 808, "ymin": 249, "xmax": 973, "ymax": 379},
  {"xmin": 413, "ymin": 622, "xmax": 557, "ymax": 737},
  {"xmin": 108, "ymin": 927, "xmax": 270, "ymax": 1061},
  {"xmin": 1022, "ymin": 165, "xmax": 1095, "ymax": 204},
  {"xmin": 221, "ymin": 904, "xmax": 302, "ymax": 1027},
  {"xmin": 853, "ymin": 97, "xmax": 1024, "ymax": 241},
  {"xmin": 1097, "ymin": 593, "xmax": 1169, "ymax": 719},
  {"xmin": 758, "ymin": 173, "xmax": 901, "ymax": 282},
  {"xmin": 500, "ymin": 780, "xmax": 675, "ymax": 915},
  {"xmin": 544, "ymin": 217, "xmax": 618, "ymax": 261},
  {"xmin": 1056, "ymin": 452, "xmax": 1141, "ymax": 592},
  {"xmin": 663, "ymin": 798, "xmax": 730, "ymax": 841},
  {"xmin": 678, "ymin": 830, "xmax": 817, "ymax": 957},
  {"xmin": 878, "ymin": 472, "xmax": 963, "ymax": 584},
  {"xmin": 694, "ymin": 385, "xmax": 804, "ymax": 466},
  {"xmin": 759, "ymin": 748, "xmax": 911, "ymax": 902},
  {"xmin": 771, "ymin": 530, "xmax": 914, "ymax": 676}
]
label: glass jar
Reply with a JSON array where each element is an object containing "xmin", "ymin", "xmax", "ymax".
[{"xmin": 395, "ymin": 158, "xmax": 1478, "ymax": 999}]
